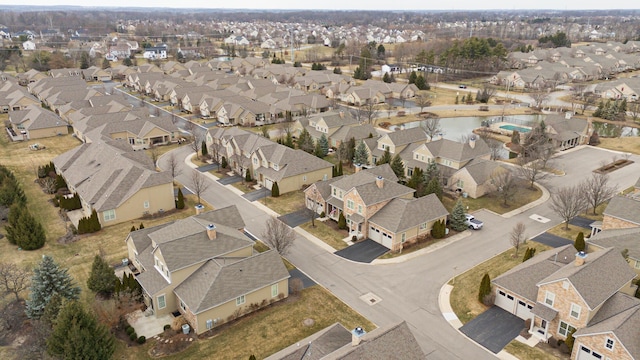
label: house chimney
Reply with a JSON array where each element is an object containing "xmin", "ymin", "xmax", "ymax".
[
  {"xmin": 376, "ymin": 176, "xmax": 383, "ymax": 189},
  {"xmin": 575, "ymin": 251, "xmax": 587, "ymax": 266},
  {"xmin": 468, "ymin": 135, "xmax": 477, "ymax": 149},
  {"xmin": 351, "ymin": 327, "xmax": 366, "ymax": 347},
  {"xmin": 195, "ymin": 204, "xmax": 205, "ymax": 215},
  {"xmin": 354, "ymin": 164, "xmax": 362, "ymax": 173},
  {"xmin": 206, "ymin": 224, "xmax": 217, "ymax": 240}
]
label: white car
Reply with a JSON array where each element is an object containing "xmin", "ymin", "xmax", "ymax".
[{"xmin": 465, "ymin": 214, "xmax": 483, "ymax": 230}]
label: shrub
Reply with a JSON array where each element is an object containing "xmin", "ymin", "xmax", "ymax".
[
  {"xmin": 164, "ymin": 324, "xmax": 171, "ymax": 331},
  {"xmin": 574, "ymin": 232, "xmax": 585, "ymax": 252},
  {"xmin": 548, "ymin": 336, "xmax": 558, "ymax": 348},
  {"xmin": 351, "ymin": 235, "xmax": 357, "ymax": 242},
  {"xmin": 176, "ymin": 188, "xmax": 185, "ymax": 209},
  {"xmin": 126, "ymin": 326, "xmax": 135, "ymax": 335},
  {"xmin": 137, "ymin": 336, "xmax": 146, "ymax": 344},
  {"xmin": 478, "ymin": 273, "xmax": 491, "ymax": 303},
  {"xmin": 338, "ymin": 212, "xmax": 347, "ymax": 230},
  {"xmin": 290, "ymin": 278, "xmax": 303, "ymax": 296},
  {"xmin": 271, "ymin": 181, "xmax": 280, "ymax": 197},
  {"xmin": 129, "ymin": 333, "xmax": 137, "ymax": 341},
  {"xmin": 320, "ymin": 211, "xmax": 325, "ymax": 218}
]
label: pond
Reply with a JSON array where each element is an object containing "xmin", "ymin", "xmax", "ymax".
[
  {"xmin": 592, "ymin": 121, "xmax": 639, "ymax": 138},
  {"xmin": 393, "ymin": 114, "xmax": 546, "ymax": 142}
]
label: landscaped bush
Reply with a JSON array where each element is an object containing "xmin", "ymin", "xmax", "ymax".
[
  {"xmin": 164, "ymin": 324, "xmax": 171, "ymax": 331},
  {"xmin": 137, "ymin": 336, "xmax": 146, "ymax": 344},
  {"xmin": 320, "ymin": 211, "xmax": 325, "ymax": 218},
  {"xmin": 77, "ymin": 209, "xmax": 101, "ymax": 234},
  {"xmin": 126, "ymin": 326, "xmax": 135, "ymax": 335},
  {"xmin": 129, "ymin": 332, "xmax": 137, "ymax": 341}
]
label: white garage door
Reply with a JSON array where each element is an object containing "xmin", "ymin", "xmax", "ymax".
[
  {"xmin": 265, "ymin": 179, "xmax": 273, "ymax": 190},
  {"xmin": 494, "ymin": 290, "xmax": 515, "ymax": 313},
  {"xmin": 369, "ymin": 226, "xmax": 381, "ymax": 242},
  {"xmin": 577, "ymin": 345, "xmax": 603, "ymax": 360},
  {"xmin": 515, "ymin": 300, "xmax": 534, "ymax": 320},
  {"xmin": 381, "ymin": 232, "xmax": 393, "ymax": 249}
]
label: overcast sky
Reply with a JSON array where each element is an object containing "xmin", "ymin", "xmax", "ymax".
[{"xmin": 1, "ymin": 1, "xmax": 639, "ymax": 11}]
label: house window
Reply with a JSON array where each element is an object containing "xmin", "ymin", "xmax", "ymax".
[
  {"xmin": 420, "ymin": 222, "xmax": 427, "ymax": 230},
  {"xmin": 303, "ymin": 175, "xmax": 307, "ymax": 182},
  {"xmin": 605, "ymin": 338, "xmax": 615, "ymax": 350},
  {"xmin": 144, "ymin": 201, "xmax": 149, "ymax": 209},
  {"xmin": 333, "ymin": 188, "xmax": 336, "ymax": 196},
  {"xmin": 157, "ymin": 295, "xmax": 166, "ymax": 309},
  {"xmin": 236, "ymin": 295, "xmax": 245, "ymax": 306},
  {"xmin": 457, "ymin": 179, "xmax": 464, "ymax": 188},
  {"xmin": 357, "ymin": 205, "xmax": 363, "ymax": 214},
  {"xmin": 180, "ymin": 300, "xmax": 187, "ymax": 312},
  {"xmin": 562, "ymin": 281, "xmax": 570, "ymax": 289},
  {"xmin": 634, "ymin": 260, "xmax": 640, "ymax": 269},
  {"xmin": 558, "ymin": 321, "xmax": 576, "ymax": 337},
  {"xmin": 206, "ymin": 319, "xmax": 213, "ymax": 330},
  {"xmin": 401, "ymin": 233, "xmax": 406, "ymax": 243},
  {"xmin": 253, "ymin": 157, "xmax": 258, "ymax": 165},
  {"xmin": 570, "ymin": 303, "xmax": 581, "ymax": 319},
  {"xmin": 544, "ymin": 291, "xmax": 555, "ymax": 307},
  {"xmin": 347, "ymin": 200, "xmax": 354, "ymax": 210},
  {"xmin": 103, "ymin": 209, "xmax": 116, "ymax": 221},
  {"xmin": 415, "ymin": 154, "xmax": 419, "ymax": 160},
  {"xmin": 271, "ymin": 284, "xmax": 278, "ymax": 298}
]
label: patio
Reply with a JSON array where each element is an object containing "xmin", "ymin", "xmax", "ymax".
[{"xmin": 126, "ymin": 309, "xmax": 175, "ymax": 338}]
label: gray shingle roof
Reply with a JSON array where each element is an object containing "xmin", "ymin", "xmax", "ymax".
[
  {"xmin": 268, "ymin": 323, "xmax": 352, "ymax": 360},
  {"xmin": 588, "ymin": 227, "xmax": 640, "ymax": 262},
  {"xmin": 492, "ymin": 245, "xmax": 574, "ymax": 302},
  {"xmin": 462, "ymin": 158, "xmax": 510, "ymax": 184},
  {"xmin": 331, "ymin": 164, "xmax": 398, "ymax": 193},
  {"xmin": 604, "ymin": 196, "xmax": 640, "ymax": 226},
  {"xmin": 538, "ymin": 247, "xmax": 636, "ymax": 310},
  {"xmin": 368, "ymin": 194, "xmax": 448, "ymax": 233},
  {"xmin": 9, "ymin": 105, "xmax": 67, "ymax": 130},
  {"xmin": 174, "ymin": 250, "xmax": 289, "ymax": 313},
  {"xmin": 531, "ymin": 302, "xmax": 558, "ymax": 321},
  {"xmin": 424, "ymin": 137, "xmax": 491, "ymax": 162},
  {"xmin": 384, "ymin": 127, "xmax": 428, "ymax": 147},
  {"xmin": 352, "ymin": 180, "xmax": 414, "ymax": 206}
]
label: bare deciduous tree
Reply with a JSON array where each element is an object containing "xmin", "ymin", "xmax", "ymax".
[
  {"xmin": 492, "ymin": 170, "xmax": 518, "ymax": 206},
  {"xmin": 148, "ymin": 144, "xmax": 159, "ymax": 167},
  {"xmin": 549, "ymin": 185, "xmax": 588, "ymax": 230},
  {"xmin": 582, "ymin": 173, "xmax": 617, "ymax": 215},
  {"xmin": 477, "ymin": 127, "xmax": 503, "ymax": 160},
  {"xmin": 517, "ymin": 147, "xmax": 551, "ymax": 189},
  {"xmin": 414, "ymin": 95, "xmax": 432, "ymax": 113},
  {"xmin": 190, "ymin": 170, "xmax": 210, "ymax": 205},
  {"xmin": 529, "ymin": 91, "xmax": 550, "ymax": 109},
  {"xmin": 421, "ymin": 117, "xmax": 442, "ymax": 141},
  {"xmin": 261, "ymin": 217, "xmax": 296, "ymax": 256},
  {"xmin": 510, "ymin": 222, "xmax": 526, "ymax": 257},
  {"xmin": 0, "ymin": 263, "xmax": 30, "ymax": 301},
  {"xmin": 357, "ymin": 100, "xmax": 380, "ymax": 125},
  {"xmin": 166, "ymin": 152, "xmax": 182, "ymax": 181},
  {"xmin": 184, "ymin": 121, "xmax": 202, "ymax": 159}
]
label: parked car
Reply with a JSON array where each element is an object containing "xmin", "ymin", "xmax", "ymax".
[
  {"xmin": 465, "ymin": 214, "xmax": 483, "ymax": 230},
  {"xmin": 458, "ymin": 84, "xmax": 467, "ymax": 89}
]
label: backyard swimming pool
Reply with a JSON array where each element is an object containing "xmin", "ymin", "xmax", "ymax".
[{"xmin": 499, "ymin": 124, "xmax": 531, "ymax": 133}]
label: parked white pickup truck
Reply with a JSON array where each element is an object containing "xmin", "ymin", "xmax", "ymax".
[{"xmin": 465, "ymin": 214, "xmax": 484, "ymax": 230}]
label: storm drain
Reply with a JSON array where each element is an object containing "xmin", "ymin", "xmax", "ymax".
[{"xmin": 360, "ymin": 292, "xmax": 382, "ymax": 306}]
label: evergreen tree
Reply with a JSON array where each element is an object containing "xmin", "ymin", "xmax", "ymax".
[
  {"xmin": 313, "ymin": 139, "xmax": 324, "ymax": 158},
  {"xmin": 176, "ymin": 188, "xmax": 185, "ymax": 209},
  {"xmin": 353, "ymin": 141, "xmax": 369, "ymax": 165},
  {"xmin": 382, "ymin": 72, "xmax": 391, "ymax": 83},
  {"xmin": 407, "ymin": 168, "xmax": 425, "ymax": 196},
  {"xmin": 26, "ymin": 255, "xmax": 81, "ymax": 319},
  {"xmin": 346, "ymin": 138, "xmax": 356, "ymax": 165},
  {"xmin": 221, "ymin": 156, "xmax": 228, "ymax": 169},
  {"xmin": 390, "ymin": 154, "xmax": 405, "ymax": 180},
  {"xmin": 87, "ymin": 255, "xmax": 118, "ymax": 296},
  {"xmin": 415, "ymin": 75, "xmax": 428, "ymax": 90},
  {"xmin": 245, "ymin": 169, "xmax": 252, "ymax": 182},
  {"xmin": 298, "ymin": 129, "xmax": 314, "ymax": 153},
  {"xmin": 574, "ymin": 232, "xmax": 585, "ymax": 252},
  {"xmin": 408, "ymin": 71, "xmax": 417, "ymax": 84},
  {"xmin": 139, "ymin": 223, "xmax": 144, "ymax": 229},
  {"xmin": 478, "ymin": 273, "xmax": 491, "ymax": 303},
  {"xmin": 450, "ymin": 199, "xmax": 468, "ymax": 231},
  {"xmin": 377, "ymin": 148, "xmax": 391, "ymax": 165},
  {"xmin": 522, "ymin": 247, "xmax": 536, "ymax": 262},
  {"xmin": 565, "ymin": 328, "xmax": 577, "ymax": 351},
  {"xmin": 338, "ymin": 212, "xmax": 347, "ymax": 230},
  {"xmin": 424, "ymin": 160, "xmax": 440, "ymax": 183},
  {"xmin": 201, "ymin": 141, "xmax": 208, "ymax": 157},
  {"xmin": 424, "ymin": 177, "xmax": 443, "ymax": 200},
  {"xmin": 130, "ymin": 225, "xmax": 136, "ymax": 232},
  {"xmin": 284, "ymin": 132, "xmax": 294, "ymax": 148},
  {"xmin": 318, "ymin": 134, "xmax": 329, "ymax": 157},
  {"xmin": 337, "ymin": 161, "xmax": 343, "ymax": 176},
  {"xmin": 6, "ymin": 205, "xmax": 46, "ymax": 250},
  {"xmin": 42, "ymin": 293, "xmax": 63, "ymax": 326},
  {"xmin": 47, "ymin": 301, "xmax": 116, "ymax": 360},
  {"xmin": 271, "ymin": 182, "xmax": 280, "ymax": 197}
]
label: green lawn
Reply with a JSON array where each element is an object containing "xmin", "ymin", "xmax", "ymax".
[
  {"xmin": 113, "ymin": 286, "xmax": 375, "ymax": 360},
  {"xmin": 299, "ymin": 221, "xmax": 348, "ymax": 250},
  {"xmin": 441, "ymin": 182, "xmax": 542, "ymax": 215},
  {"xmin": 504, "ymin": 340, "xmax": 566, "ymax": 360},
  {"xmin": 449, "ymin": 242, "xmax": 551, "ymax": 324},
  {"xmin": 262, "ymin": 190, "xmax": 305, "ymax": 215}
]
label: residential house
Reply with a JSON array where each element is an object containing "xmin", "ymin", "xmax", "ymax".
[
  {"xmin": 22, "ymin": 40, "xmax": 35, "ymax": 50},
  {"xmin": 8, "ymin": 105, "xmax": 68, "ymax": 140},
  {"xmin": 447, "ymin": 159, "xmax": 512, "ymax": 199},
  {"xmin": 601, "ymin": 195, "xmax": 640, "ymax": 231},
  {"xmin": 266, "ymin": 321, "xmax": 425, "ymax": 360},
  {"xmin": 295, "ymin": 110, "xmax": 377, "ymax": 147},
  {"xmin": 304, "ymin": 164, "xmax": 447, "ymax": 250},
  {"xmin": 143, "ymin": 45, "xmax": 168, "ymax": 60},
  {"xmin": 543, "ymin": 114, "xmax": 591, "ymax": 150},
  {"xmin": 0, "ymin": 79, "xmax": 40, "ymax": 113},
  {"xmin": 81, "ymin": 66, "xmax": 112, "ymax": 82},
  {"xmin": 126, "ymin": 205, "xmax": 290, "ymax": 335},
  {"xmin": 52, "ymin": 139, "xmax": 174, "ymax": 227},
  {"xmin": 588, "ymin": 227, "xmax": 640, "ymax": 274},
  {"xmin": 82, "ymin": 115, "xmax": 179, "ymax": 150},
  {"xmin": 365, "ymin": 127, "xmax": 429, "ymax": 166},
  {"xmin": 492, "ymin": 244, "xmax": 637, "ymax": 355}
]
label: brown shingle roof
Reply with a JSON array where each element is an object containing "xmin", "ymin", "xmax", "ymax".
[
  {"xmin": 369, "ymin": 194, "xmax": 448, "ymax": 233},
  {"xmin": 604, "ymin": 195, "xmax": 640, "ymax": 226}
]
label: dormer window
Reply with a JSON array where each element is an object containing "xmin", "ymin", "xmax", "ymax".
[{"xmin": 605, "ymin": 338, "xmax": 615, "ymax": 350}]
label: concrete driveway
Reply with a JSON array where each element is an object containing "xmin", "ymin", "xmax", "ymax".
[
  {"xmin": 278, "ymin": 208, "xmax": 313, "ymax": 228},
  {"xmin": 532, "ymin": 232, "xmax": 573, "ymax": 248},
  {"xmin": 334, "ymin": 239, "xmax": 389, "ymax": 263},
  {"xmin": 217, "ymin": 175, "xmax": 242, "ymax": 185},
  {"xmin": 459, "ymin": 306, "xmax": 524, "ymax": 354}
]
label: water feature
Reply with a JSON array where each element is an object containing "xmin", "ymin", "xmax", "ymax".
[
  {"xmin": 394, "ymin": 114, "xmax": 545, "ymax": 141},
  {"xmin": 499, "ymin": 124, "xmax": 531, "ymax": 133},
  {"xmin": 592, "ymin": 121, "xmax": 639, "ymax": 138}
]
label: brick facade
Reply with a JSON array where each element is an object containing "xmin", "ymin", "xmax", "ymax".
[
  {"xmin": 572, "ymin": 333, "xmax": 632, "ymax": 360},
  {"xmin": 536, "ymin": 280, "xmax": 590, "ymax": 339},
  {"xmin": 602, "ymin": 215, "xmax": 639, "ymax": 230}
]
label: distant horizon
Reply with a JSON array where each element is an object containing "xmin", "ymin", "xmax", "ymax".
[{"xmin": 0, "ymin": 2, "xmax": 638, "ymax": 11}]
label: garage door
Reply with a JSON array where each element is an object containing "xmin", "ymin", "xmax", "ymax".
[
  {"xmin": 577, "ymin": 345, "xmax": 603, "ymax": 360},
  {"xmin": 381, "ymin": 232, "xmax": 393, "ymax": 249},
  {"xmin": 265, "ymin": 179, "xmax": 273, "ymax": 190},
  {"xmin": 515, "ymin": 300, "xmax": 533, "ymax": 320},
  {"xmin": 494, "ymin": 290, "xmax": 515, "ymax": 313},
  {"xmin": 369, "ymin": 226, "xmax": 381, "ymax": 242}
]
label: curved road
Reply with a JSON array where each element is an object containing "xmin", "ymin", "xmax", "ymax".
[{"xmin": 159, "ymin": 143, "xmax": 640, "ymax": 359}]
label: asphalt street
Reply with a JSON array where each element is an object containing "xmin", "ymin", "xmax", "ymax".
[{"xmin": 158, "ymin": 144, "xmax": 640, "ymax": 359}]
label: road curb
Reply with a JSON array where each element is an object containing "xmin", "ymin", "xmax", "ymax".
[{"xmin": 372, "ymin": 231, "xmax": 471, "ymax": 265}]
